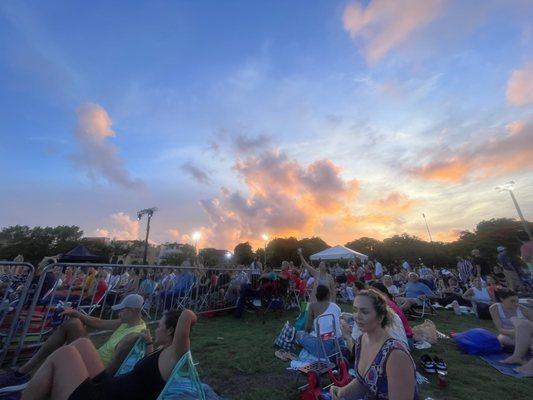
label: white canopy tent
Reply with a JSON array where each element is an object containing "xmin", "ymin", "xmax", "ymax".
[{"xmin": 309, "ymin": 245, "xmax": 368, "ymax": 262}]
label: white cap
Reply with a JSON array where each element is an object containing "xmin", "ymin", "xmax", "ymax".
[
  {"xmin": 111, "ymin": 294, "xmax": 144, "ymax": 311},
  {"xmin": 497, "ymin": 246, "xmax": 506, "ymax": 252}
]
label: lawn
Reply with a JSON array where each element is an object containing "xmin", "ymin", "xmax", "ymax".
[{"xmin": 187, "ymin": 307, "xmax": 532, "ymax": 400}]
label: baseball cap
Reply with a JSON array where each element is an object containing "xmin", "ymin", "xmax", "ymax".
[
  {"xmin": 496, "ymin": 246, "xmax": 506, "ymax": 252},
  {"xmin": 111, "ymin": 294, "xmax": 144, "ymax": 311}
]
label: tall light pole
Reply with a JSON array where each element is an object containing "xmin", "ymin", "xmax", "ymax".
[
  {"xmin": 261, "ymin": 233, "xmax": 269, "ymax": 266},
  {"xmin": 422, "ymin": 213, "xmax": 433, "ymax": 243},
  {"xmin": 496, "ymin": 181, "xmax": 532, "ymax": 240},
  {"xmin": 137, "ymin": 207, "xmax": 157, "ymax": 265}
]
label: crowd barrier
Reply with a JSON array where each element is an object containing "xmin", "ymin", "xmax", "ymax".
[
  {"xmin": 0, "ymin": 262, "xmax": 35, "ymax": 367},
  {"xmin": 0, "ymin": 262, "xmax": 252, "ymax": 367}
]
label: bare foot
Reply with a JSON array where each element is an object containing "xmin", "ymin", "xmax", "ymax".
[{"xmin": 501, "ymin": 355, "xmax": 525, "ymax": 365}]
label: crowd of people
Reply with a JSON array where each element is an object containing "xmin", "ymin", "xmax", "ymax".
[{"xmin": 0, "ymin": 243, "xmax": 531, "ymax": 399}]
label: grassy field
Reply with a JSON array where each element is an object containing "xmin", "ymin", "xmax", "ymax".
[{"xmin": 186, "ymin": 307, "xmax": 532, "ymax": 400}]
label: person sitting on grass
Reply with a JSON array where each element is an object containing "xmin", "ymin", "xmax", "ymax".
[
  {"xmin": 20, "ymin": 309, "xmax": 197, "ymax": 400},
  {"xmin": 489, "ymin": 289, "xmax": 533, "ymax": 375},
  {"xmin": 295, "ymin": 285, "xmax": 345, "ymax": 357},
  {"xmin": 462, "ymin": 276, "xmax": 493, "ymax": 319},
  {"xmin": 330, "ymin": 289, "xmax": 418, "ymax": 400},
  {"xmin": 396, "ymin": 272, "xmax": 435, "ymax": 312},
  {"xmin": 0, "ymin": 294, "xmax": 147, "ymax": 393}
]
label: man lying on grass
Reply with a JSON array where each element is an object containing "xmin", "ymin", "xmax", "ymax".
[{"xmin": 0, "ymin": 294, "xmax": 147, "ymax": 393}]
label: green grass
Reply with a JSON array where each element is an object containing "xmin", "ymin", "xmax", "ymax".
[{"xmin": 91, "ymin": 308, "xmax": 533, "ymax": 399}]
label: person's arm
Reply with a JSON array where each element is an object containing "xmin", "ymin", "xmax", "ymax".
[
  {"xmin": 520, "ymin": 305, "xmax": 533, "ymax": 322},
  {"xmin": 61, "ymin": 307, "xmax": 122, "ymax": 331},
  {"xmin": 462, "ymin": 288, "xmax": 474, "ymax": 300},
  {"xmin": 171, "ymin": 309, "xmax": 197, "ymax": 357},
  {"xmin": 386, "ymin": 350, "xmax": 416, "ymax": 400},
  {"xmin": 298, "ymin": 251, "xmax": 318, "ymax": 277},
  {"xmin": 489, "ymin": 304, "xmax": 515, "ymax": 337},
  {"xmin": 333, "ymin": 375, "xmax": 365, "ymax": 399}
]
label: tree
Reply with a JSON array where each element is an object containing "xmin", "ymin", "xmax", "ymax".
[
  {"xmin": 297, "ymin": 237, "xmax": 329, "ymax": 259},
  {"xmin": 266, "ymin": 237, "xmax": 299, "ymax": 268},
  {"xmin": 199, "ymin": 248, "xmax": 227, "ymax": 266},
  {"xmin": 233, "ymin": 242, "xmax": 254, "ymax": 266},
  {"xmin": 160, "ymin": 244, "xmax": 196, "ymax": 266},
  {"xmin": 0, "ymin": 225, "xmax": 84, "ymax": 265}
]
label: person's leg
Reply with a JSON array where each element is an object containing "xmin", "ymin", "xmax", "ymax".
[
  {"xmin": 70, "ymin": 338, "xmax": 105, "ymax": 378},
  {"xmin": 18, "ymin": 317, "xmax": 87, "ymax": 375},
  {"xmin": 21, "ymin": 345, "xmax": 90, "ymax": 400},
  {"xmin": 502, "ymin": 319, "xmax": 533, "ymax": 364}
]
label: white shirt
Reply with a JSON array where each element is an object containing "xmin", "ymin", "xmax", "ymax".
[
  {"xmin": 386, "ymin": 284, "xmax": 400, "ymax": 296},
  {"xmin": 402, "ymin": 261, "xmax": 411, "ymax": 271},
  {"xmin": 312, "ymin": 302, "xmax": 343, "ymax": 338},
  {"xmin": 375, "ymin": 262, "xmax": 383, "ymax": 278}
]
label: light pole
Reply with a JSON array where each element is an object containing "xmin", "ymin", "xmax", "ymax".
[
  {"xmin": 225, "ymin": 251, "xmax": 232, "ymax": 265},
  {"xmin": 137, "ymin": 207, "xmax": 157, "ymax": 265},
  {"xmin": 422, "ymin": 213, "xmax": 433, "ymax": 243},
  {"xmin": 261, "ymin": 233, "xmax": 269, "ymax": 266},
  {"xmin": 496, "ymin": 181, "xmax": 532, "ymax": 240}
]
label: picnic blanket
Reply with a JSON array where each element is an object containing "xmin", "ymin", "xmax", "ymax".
[{"xmin": 479, "ymin": 352, "xmax": 526, "ymax": 378}]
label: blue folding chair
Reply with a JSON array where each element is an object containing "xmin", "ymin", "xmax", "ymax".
[
  {"xmin": 157, "ymin": 350, "xmax": 206, "ymax": 400},
  {"xmin": 114, "ymin": 337, "xmax": 147, "ymax": 376}
]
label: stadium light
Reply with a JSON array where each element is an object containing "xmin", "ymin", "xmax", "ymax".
[
  {"xmin": 262, "ymin": 233, "xmax": 269, "ymax": 266},
  {"xmin": 137, "ymin": 207, "xmax": 157, "ymax": 264},
  {"xmin": 496, "ymin": 181, "xmax": 532, "ymax": 240}
]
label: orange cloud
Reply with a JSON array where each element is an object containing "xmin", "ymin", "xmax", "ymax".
[
  {"xmin": 94, "ymin": 212, "xmax": 139, "ymax": 240},
  {"xmin": 71, "ymin": 103, "xmax": 144, "ymax": 189},
  {"xmin": 433, "ymin": 229, "xmax": 461, "ymax": 242},
  {"xmin": 342, "ymin": 0, "xmax": 443, "ymax": 64},
  {"xmin": 411, "ymin": 121, "xmax": 533, "ymax": 182},
  {"xmin": 199, "ymin": 137, "xmax": 360, "ymax": 248},
  {"xmin": 370, "ymin": 192, "xmax": 417, "ymax": 212},
  {"xmin": 506, "ymin": 61, "xmax": 533, "ymax": 106}
]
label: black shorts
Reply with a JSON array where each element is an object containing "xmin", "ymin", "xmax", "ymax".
[{"xmin": 68, "ymin": 371, "xmax": 110, "ymax": 400}]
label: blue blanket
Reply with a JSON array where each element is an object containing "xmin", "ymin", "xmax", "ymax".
[{"xmin": 479, "ymin": 352, "xmax": 526, "ymax": 378}]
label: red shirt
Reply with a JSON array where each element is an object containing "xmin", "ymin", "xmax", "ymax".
[{"xmin": 93, "ymin": 280, "xmax": 108, "ymax": 304}]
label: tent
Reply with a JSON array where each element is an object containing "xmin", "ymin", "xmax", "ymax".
[
  {"xmin": 57, "ymin": 245, "xmax": 108, "ymax": 263},
  {"xmin": 309, "ymin": 245, "xmax": 368, "ymax": 262}
]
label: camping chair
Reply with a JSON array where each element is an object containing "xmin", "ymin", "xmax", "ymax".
[
  {"xmin": 78, "ymin": 286, "xmax": 111, "ymax": 316},
  {"xmin": 157, "ymin": 350, "xmax": 206, "ymax": 400},
  {"xmin": 408, "ymin": 296, "xmax": 438, "ymax": 319},
  {"xmin": 115, "ymin": 337, "xmax": 147, "ymax": 376}
]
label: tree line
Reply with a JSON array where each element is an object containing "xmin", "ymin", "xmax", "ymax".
[{"xmin": 0, "ymin": 218, "xmax": 530, "ymax": 267}]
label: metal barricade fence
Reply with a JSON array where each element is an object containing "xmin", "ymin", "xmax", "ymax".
[
  {"xmin": 0, "ymin": 262, "xmax": 35, "ymax": 367},
  {"xmin": 3, "ymin": 262, "xmax": 253, "ymax": 366}
]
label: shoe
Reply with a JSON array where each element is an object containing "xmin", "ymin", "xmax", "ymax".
[
  {"xmin": 420, "ymin": 355, "xmax": 436, "ymax": 374},
  {"xmin": 433, "ymin": 356, "xmax": 448, "ymax": 374},
  {"xmin": 0, "ymin": 369, "xmax": 30, "ymax": 393}
]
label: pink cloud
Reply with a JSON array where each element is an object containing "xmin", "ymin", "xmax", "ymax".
[
  {"xmin": 410, "ymin": 121, "xmax": 533, "ymax": 182},
  {"xmin": 506, "ymin": 61, "xmax": 533, "ymax": 106},
  {"xmin": 94, "ymin": 212, "xmax": 139, "ymax": 240},
  {"xmin": 342, "ymin": 0, "xmax": 443, "ymax": 64},
  {"xmin": 71, "ymin": 103, "xmax": 144, "ymax": 189}
]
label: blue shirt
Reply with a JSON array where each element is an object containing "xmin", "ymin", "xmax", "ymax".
[{"xmin": 405, "ymin": 281, "xmax": 433, "ymax": 298}]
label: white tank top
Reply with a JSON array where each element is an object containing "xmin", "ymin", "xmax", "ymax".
[
  {"xmin": 472, "ymin": 286, "xmax": 491, "ymax": 303},
  {"xmin": 313, "ymin": 302, "xmax": 342, "ymax": 338},
  {"xmin": 497, "ymin": 303, "xmax": 525, "ymax": 330}
]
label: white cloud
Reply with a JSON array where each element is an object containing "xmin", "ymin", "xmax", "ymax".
[
  {"xmin": 506, "ymin": 61, "xmax": 533, "ymax": 106},
  {"xmin": 94, "ymin": 212, "xmax": 139, "ymax": 240}
]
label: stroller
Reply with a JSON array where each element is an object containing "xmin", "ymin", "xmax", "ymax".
[{"xmin": 299, "ymin": 314, "xmax": 352, "ymax": 400}]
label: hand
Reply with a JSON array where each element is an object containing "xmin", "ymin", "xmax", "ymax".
[
  {"xmin": 140, "ymin": 329, "xmax": 153, "ymax": 343},
  {"xmin": 297, "ymin": 248, "xmax": 303, "ymax": 254},
  {"xmin": 60, "ymin": 307, "xmax": 80, "ymax": 318},
  {"xmin": 182, "ymin": 309, "xmax": 198, "ymax": 325},
  {"xmin": 330, "ymin": 385, "xmax": 342, "ymax": 400},
  {"xmin": 340, "ymin": 319, "xmax": 351, "ymax": 337}
]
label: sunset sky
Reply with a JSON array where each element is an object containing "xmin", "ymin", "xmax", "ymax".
[{"xmin": 1, "ymin": 0, "xmax": 532, "ymax": 250}]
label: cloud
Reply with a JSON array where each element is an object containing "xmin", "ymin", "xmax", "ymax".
[
  {"xmin": 342, "ymin": 0, "xmax": 443, "ymax": 64},
  {"xmin": 71, "ymin": 103, "xmax": 144, "ymax": 189},
  {"xmin": 94, "ymin": 212, "xmax": 139, "ymax": 240},
  {"xmin": 198, "ymin": 137, "xmax": 360, "ymax": 248},
  {"xmin": 410, "ymin": 121, "xmax": 533, "ymax": 182},
  {"xmin": 233, "ymin": 133, "xmax": 272, "ymax": 153},
  {"xmin": 181, "ymin": 161, "xmax": 212, "ymax": 184},
  {"xmin": 370, "ymin": 192, "xmax": 417, "ymax": 212},
  {"xmin": 506, "ymin": 61, "xmax": 533, "ymax": 106}
]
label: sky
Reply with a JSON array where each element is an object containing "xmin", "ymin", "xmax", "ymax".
[{"xmin": 1, "ymin": 0, "xmax": 532, "ymax": 250}]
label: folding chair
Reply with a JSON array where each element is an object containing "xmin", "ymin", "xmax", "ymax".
[
  {"xmin": 115, "ymin": 337, "xmax": 147, "ymax": 376},
  {"xmin": 409, "ymin": 296, "xmax": 438, "ymax": 319},
  {"xmin": 157, "ymin": 351, "xmax": 206, "ymax": 400}
]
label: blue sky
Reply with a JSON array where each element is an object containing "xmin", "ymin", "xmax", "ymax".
[{"xmin": 1, "ymin": 0, "xmax": 532, "ymax": 249}]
